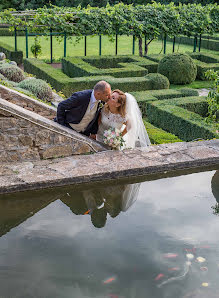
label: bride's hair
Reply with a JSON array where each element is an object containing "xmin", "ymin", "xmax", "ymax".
[{"xmin": 105, "ymin": 89, "xmax": 126, "ymax": 118}]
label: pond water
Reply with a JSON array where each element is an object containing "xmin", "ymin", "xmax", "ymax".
[{"xmin": 0, "ymin": 169, "xmax": 219, "ymax": 298}]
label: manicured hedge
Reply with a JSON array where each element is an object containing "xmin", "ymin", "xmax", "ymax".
[
  {"xmin": 146, "ymin": 97, "xmax": 218, "ymax": 141},
  {"xmin": 62, "ymin": 56, "xmax": 148, "ymax": 78},
  {"xmin": 62, "ymin": 55, "xmax": 158, "ymax": 79},
  {"xmin": 134, "ymin": 88, "xmax": 199, "ymax": 116},
  {"xmin": 188, "ymin": 52, "xmax": 219, "ymax": 80},
  {"xmin": 24, "ymin": 58, "xmax": 156, "ymax": 96},
  {"xmin": 143, "ymin": 119, "xmax": 182, "ymax": 144},
  {"xmin": 0, "ymin": 42, "xmax": 23, "ymax": 64}
]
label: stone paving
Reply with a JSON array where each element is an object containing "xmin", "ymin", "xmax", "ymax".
[{"xmin": 0, "ymin": 140, "xmax": 219, "ymax": 194}]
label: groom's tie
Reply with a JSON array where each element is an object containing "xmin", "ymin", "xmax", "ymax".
[{"xmin": 90, "ymin": 100, "xmax": 99, "ymax": 111}]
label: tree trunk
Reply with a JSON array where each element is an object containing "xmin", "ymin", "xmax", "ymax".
[
  {"xmin": 138, "ymin": 38, "xmax": 143, "ymax": 57},
  {"xmin": 144, "ymin": 42, "xmax": 148, "ymax": 56}
]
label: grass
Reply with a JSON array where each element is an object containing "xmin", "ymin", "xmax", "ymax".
[
  {"xmin": 0, "ymin": 35, "xmax": 218, "ymax": 61},
  {"xmin": 170, "ymin": 80, "xmax": 214, "ymax": 90}
]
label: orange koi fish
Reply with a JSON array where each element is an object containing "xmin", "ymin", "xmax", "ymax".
[
  {"xmin": 163, "ymin": 253, "xmax": 178, "ymax": 258},
  {"xmin": 103, "ymin": 277, "xmax": 116, "ymax": 284},
  {"xmin": 84, "ymin": 210, "xmax": 91, "ymax": 215},
  {"xmin": 154, "ymin": 273, "xmax": 164, "ymax": 281}
]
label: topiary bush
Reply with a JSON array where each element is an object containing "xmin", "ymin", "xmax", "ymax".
[
  {"xmin": 145, "ymin": 73, "xmax": 170, "ymax": 89},
  {"xmin": 0, "ymin": 64, "xmax": 25, "ymax": 82},
  {"xmin": 17, "ymin": 78, "xmax": 53, "ymax": 101},
  {"xmin": 157, "ymin": 53, "xmax": 197, "ymax": 85}
]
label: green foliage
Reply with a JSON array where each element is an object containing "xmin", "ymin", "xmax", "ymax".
[
  {"xmin": 30, "ymin": 36, "xmax": 42, "ymax": 58},
  {"xmin": 24, "ymin": 58, "xmax": 174, "ymax": 97},
  {"xmin": 0, "ymin": 42, "xmax": 23, "ymax": 64},
  {"xmin": 62, "ymin": 56, "xmax": 148, "ymax": 78},
  {"xmin": 0, "ymin": 64, "xmax": 25, "ymax": 82},
  {"xmin": 17, "ymin": 78, "xmax": 53, "ymax": 101},
  {"xmin": 146, "ymin": 97, "xmax": 218, "ymax": 141},
  {"xmin": 158, "ymin": 53, "xmax": 197, "ymax": 84},
  {"xmin": 0, "ymin": 3, "xmax": 218, "ymax": 56},
  {"xmin": 0, "ymin": 73, "xmax": 6, "ymax": 80},
  {"xmin": 143, "ymin": 119, "xmax": 182, "ymax": 144},
  {"xmin": 205, "ymin": 69, "xmax": 219, "ymax": 125},
  {"xmin": 145, "ymin": 73, "xmax": 169, "ymax": 89},
  {"xmin": 0, "ymin": 0, "xmax": 216, "ymax": 11}
]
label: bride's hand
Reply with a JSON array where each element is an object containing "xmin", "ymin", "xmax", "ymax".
[{"xmin": 90, "ymin": 134, "xmax": 96, "ymax": 140}]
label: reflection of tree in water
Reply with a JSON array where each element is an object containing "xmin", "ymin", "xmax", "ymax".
[
  {"xmin": 211, "ymin": 171, "xmax": 219, "ymax": 215},
  {"xmin": 62, "ymin": 183, "xmax": 140, "ymax": 228}
]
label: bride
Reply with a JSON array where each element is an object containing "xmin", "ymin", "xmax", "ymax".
[{"xmin": 96, "ymin": 89, "xmax": 151, "ymax": 149}]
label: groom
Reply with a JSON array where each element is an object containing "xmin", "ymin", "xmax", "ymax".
[{"xmin": 56, "ymin": 81, "xmax": 111, "ymax": 139}]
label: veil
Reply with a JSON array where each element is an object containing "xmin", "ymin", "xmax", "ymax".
[
  {"xmin": 123, "ymin": 93, "xmax": 151, "ymax": 149},
  {"xmin": 121, "ymin": 183, "xmax": 141, "ymax": 212}
]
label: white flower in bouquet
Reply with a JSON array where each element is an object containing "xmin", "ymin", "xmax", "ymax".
[{"xmin": 103, "ymin": 127, "xmax": 125, "ymax": 150}]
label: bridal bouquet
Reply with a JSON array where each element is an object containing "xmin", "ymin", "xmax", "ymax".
[{"xmin": 103, "ymin": 127, "xmax": 125, "ymax": 150}]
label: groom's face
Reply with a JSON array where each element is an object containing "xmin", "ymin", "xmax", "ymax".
[{"xmin": 97, "ymin": 86, "xmax": 111, "ymax": 102}]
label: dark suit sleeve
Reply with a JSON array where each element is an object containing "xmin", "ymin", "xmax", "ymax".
[{"xmin": 56, "ymin": 93, "xmax": 81, "ymax": 126}]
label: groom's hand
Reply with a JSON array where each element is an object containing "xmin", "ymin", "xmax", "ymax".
[{"xmin": 90, "ymin": 134, "xmax": 96, "ymax": 140}]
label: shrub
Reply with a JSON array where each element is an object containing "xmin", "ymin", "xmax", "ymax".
[
  {"xmin": 158, "ymin": 53, "xmax": 197, "ymax": 85},
  {"xmin": 17, "ymin": 78, "xmax": 53, "ymax": 101},
  {"xmin": 143, "ymin": 119, "xmax": 182, "ymax": 144},
  {"xmin": 145, "ymin": 73, "xmax": 169, "ymax": 89},
  {"xmin": 0, "ymin": 64, "xmax": 25, "ymax": 82},
  {"xmin": 14, "ymin": 87, "xmax": 35, "ymax": 97},
  {"xmin": 0, "ymin": 42, "xmax": 23, "ymax": 64},
  {"xmin": 0, "ymin": 73, "xmax": 6, "ymax": 80}
]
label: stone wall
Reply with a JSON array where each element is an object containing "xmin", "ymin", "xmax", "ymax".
[
  {"xmin": 0, "ymin": 98, "xmax": 105, "ymax": 163},
  {"xmin": 0, "ymin": 85, "xmax": 56, "ymax": 120}
]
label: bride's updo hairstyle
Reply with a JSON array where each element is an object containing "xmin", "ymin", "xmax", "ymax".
[{"xmin": 105, "ymin": 89, "xmax": 126, "ymax": 118}]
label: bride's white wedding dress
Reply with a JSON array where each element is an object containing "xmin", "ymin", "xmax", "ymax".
[{"xmin": 96, "ymin": 92, "xmax": 151, "ymax": 149}]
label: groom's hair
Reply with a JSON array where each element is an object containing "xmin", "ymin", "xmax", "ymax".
[{"xmin": 94, "ymin": 81, "xmax": 110, "ymax": 93}]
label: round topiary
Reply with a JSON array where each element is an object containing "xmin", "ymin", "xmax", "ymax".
[
  {"xmin": 145, "ymin": 73, "xmax": 170, "ymax": 89},
  {"xmin": 17, "ymin": 78, "xmax": 53, "ymax": 101},
  {"xmin": 0, "ymin": 64, "xmax": 25, "ymax": 82},
  {"xmin": 0, "ymin": 52, "xmax": 6, "ymax": 60},
  {"xmin": 157, "ymin": 53, "xmax": 197, "ymax": 85}
]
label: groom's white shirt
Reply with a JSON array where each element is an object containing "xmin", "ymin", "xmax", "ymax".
[
  {"xmin": 69, "ymin": 90, "xmax": 99, "ymax": 133},
  {"xmin": 90, "ymin": 90, "xmax": 99, "ymax": 110}
]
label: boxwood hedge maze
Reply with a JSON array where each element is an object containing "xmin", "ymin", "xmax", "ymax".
[{"xmin": 23, "ymin": 55, "xmax": 219, "ymax": 144}]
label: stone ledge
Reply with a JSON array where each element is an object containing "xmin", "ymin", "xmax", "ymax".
[
  {"xmin": 0, "ymin": 84, "xmax": 57, "ymax": 119},
  {"xmin": 0, "ymin": 97, "xmax": 106, "ymax": 157},
  {"xmin": 0, "ymin": 140, "xmax": 218, "ymax": 194}
]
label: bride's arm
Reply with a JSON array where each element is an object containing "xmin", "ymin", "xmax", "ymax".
[{"xmin": 121, "ymin": 121, "xmax": 129, "ymax": 136}]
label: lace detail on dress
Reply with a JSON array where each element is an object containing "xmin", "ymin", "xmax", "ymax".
[
  {"xmin": 101, "ymin": 110, "xmax": 126, "ymax": 126},
  {"xmin": 96, "ymin": 110, "xmax": 126, "ymax": 143}
]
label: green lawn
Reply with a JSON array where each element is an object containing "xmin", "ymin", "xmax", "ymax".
[
  {"xmin": 170, "ymin": 80, "xmax": 214, "ymax": 90},
  {"xmin": 0, "ymin": 35, "xmax": 218, "ymax": 61}
]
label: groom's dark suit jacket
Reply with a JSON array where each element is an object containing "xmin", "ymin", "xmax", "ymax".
[{"xmin": 56, "ymin": 89, "xmax": 102, "ymax": 136}]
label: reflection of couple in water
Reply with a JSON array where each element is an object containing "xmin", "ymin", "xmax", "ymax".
[{"xmin": 61, "ymin": 183, "xmax": 141, "ymax": 228}]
